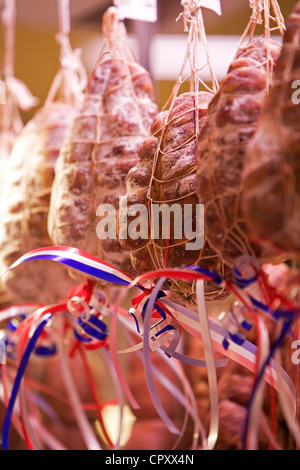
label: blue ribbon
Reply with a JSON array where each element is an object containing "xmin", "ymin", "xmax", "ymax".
[
  {"xmin": 228, "ymin": 333, "xmax": 246, "ymax": 346},
  {"xmin": 249, "ymin": 295, "xmax": 298, "ymax": 320},
  {"xmin": 233, "ymin": 266, "xmax": 259, "ymax": 289},
  {"xmin": 128, "ymin": 310, "xmax": 140, "ymax": 334},
  {"xmin": 241, "ymin": 320, "xmax": 252, "ymax": 331},
  {"xmin": 34, "ymin": 344, "xmax": 57, "ymax": 357},
  {"xmin": 7, "ymin": 315, "xmax": 26, "ymax": 332},
  {"xmin": 4, "ymin": 337, "xmax": 17, "ymax": 360},
  {"xmin": 141, "ymin": 291, "xmax": 167, "ymax": 321},
  {"xmin": 222, "ymin": 333, "xmax": 246, "ymax": 350},
  {"xmin": 185, "ymin": 265, "xmax": 223, "ymax": 285},
  {"xmin": 76, "ymin": 316, "xmax": 108, "ymax": 342},
  {"xmin": 73, "ymin": 328, "xmax": 93, "ymax": 343},
  {"xmin": 242, "ymin": 317, "xmax": 295, "ymax": 450},
  {"xmin": 18, "ymin": 254, "xmax": 133, "ymax": 287},
  {"xmin": 73, "ymin": 315, "xmax": 108, "ymax": 343},
  {"xmin": 6, "ymin": 314, "xmax": 57, "ymax": 358},
  {"xmin": 2, "ymin": 313, "xmax": 53, "ymax": 450},
  {"xmin": 155, "ymin": 324, "xmax": 176, "ymax": 338}
]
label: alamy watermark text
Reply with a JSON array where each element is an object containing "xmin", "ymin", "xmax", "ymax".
[{"xmin": 96, "ymin": 197, "xmax": 204, "ymax": 251}]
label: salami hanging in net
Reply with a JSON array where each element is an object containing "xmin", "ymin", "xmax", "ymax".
[
  {"xmin": 195, "ymin": 0, "xmax": 283, "ymax": 270},
  {"xmin": 241, "ymin": 1, "xmax": 300, "ymax": 259},
  {"xmin": 119, "ymin": 0, "xmax": 235, "ymax": 302},
  {"xmin": 48, "ymin": 7, "xmax": 158, "ymax": 279},
  {"xmin": 0, "ymin": 0, "xmax": 87, "ymax": 304},
  {"xmin": 0, "ymin": 0, "xmax": 38, "ymax": 307}
]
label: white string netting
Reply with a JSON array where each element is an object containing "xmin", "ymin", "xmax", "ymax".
[
  {"xmin": 239, "ymin": 0, "xmax": 285, "ymax": 90},
  {"xmin": 241, "ymin": 0, "xmax": 285, "ymax": 43},
  {"xmin": 134, "ymin": 0, "xmax": 220, "ymax": 300}
]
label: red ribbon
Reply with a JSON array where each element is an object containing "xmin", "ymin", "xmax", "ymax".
[
  {"xmin": 131, "ymin": 288, "xmax": 153, "ymax": 310},
  {"xmin": 68, "ymin": 279, "xmax": 94, "ymax": 303}
]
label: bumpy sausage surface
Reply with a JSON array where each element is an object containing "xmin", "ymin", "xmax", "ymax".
[
  {"xmin": 119, "ymin": 91, "xmax": 230, "ymax": 301},
  {"xmin": 196, "ymin": 38, "xmax": 281, "ymax": 267}
]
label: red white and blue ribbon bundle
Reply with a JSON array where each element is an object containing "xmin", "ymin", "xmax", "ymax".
[{"xmin": 0, "ymin": 246, "xmax": 299, "ymax": 450}]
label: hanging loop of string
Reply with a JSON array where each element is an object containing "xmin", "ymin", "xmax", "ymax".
[
  {"xmin": 99, "ymin": 6, "xmax": 138, "ymax": 64},
  {"xmin": 2, "ymin": 0, "xmax": 16, "ymax": 79},
  {"xmin": 241, "ymin": 0, "xmax": 285, "ymax": 44},
  {"xmin": 58, "ymin": 0, "xmax": 71, "ymax": 37},
  {"xmin": 46, "ymin": 0, "xmax": 87, "ymax": 105},
  {"xmin": 175, "ymin": 0, "xmax": 219, "ymax": 94},
  {"xmin": 177, "ymin": 0, "xmax": 202, "ymax": 32},
  {"xmin": 102, "ymin": 6, "xmax": 121, "ymax": 51},
  {"xmin": 1, "ymin": 0, "xmax": 38, "ymax": 134},
  {"xmin": 238, "ymin": 0, "xmax": 285, "ymax": 92}
]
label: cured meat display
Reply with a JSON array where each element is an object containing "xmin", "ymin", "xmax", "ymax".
[{"xmin": 0, "ymin": 0, "xmax": 299, "ymax": 454}]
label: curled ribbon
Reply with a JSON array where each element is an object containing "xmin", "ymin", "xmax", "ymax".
[{"xmin": 0, "ymin": 246, "xmax": 299, "ymax": 450}]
